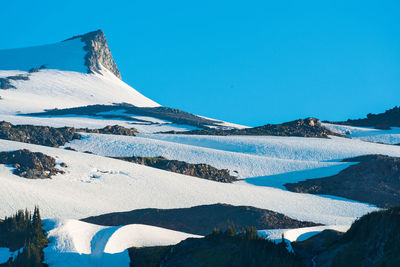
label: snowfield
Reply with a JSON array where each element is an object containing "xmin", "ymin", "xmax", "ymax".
[
  {"xmin": 0, "ymin": 139, "xmax": 376, "ymax": 226},
  {"xmin": 323, "ymin": 123, "xmax": 400, "ymax": 145},
  {"xmin": 244, "ymin": 163, "xmax": 356, "ymax": 189},
  {"xmin": 0, "ymin": 68, "xmax": 159, "ymax": 116},
  {"xmin": 66, "ymin": 133, "xmax": 340, "ymax": 178},
  {"xmin": 0, "ymin": 113, "xmax": 199, "ymax": 134},
  {"xmin": 43, "ymin": 219, "xmax": 200, "ymax": 267},
  {"xmin": 136, "ymin": 133, "xmax": 400, "ymax": 161},
  {"xmin": 65, "ymin": 132, "xmax": 400, "ymax": 178}
]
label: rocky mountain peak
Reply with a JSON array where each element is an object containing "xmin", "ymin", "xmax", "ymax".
[{"xmin": 64, "ymin": 30, "xmax": 121, "ymax": 79}]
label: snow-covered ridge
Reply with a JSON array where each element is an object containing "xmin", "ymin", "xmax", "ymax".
[
  {"xmin": 44, "ymin": 219, "xmax": 200, "ymax": 267},
  {"xmin": 0, "ymin": 30, "xmax": 160, "ymax": 113},
  {"xmin": 0, "ymin": 30, "xmax": 119, "ymax": 78}
]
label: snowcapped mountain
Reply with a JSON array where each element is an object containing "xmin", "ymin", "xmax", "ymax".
[
  {"xmin": 0, "ymin": 30, "xmax": 246, "ymax": 133},
  {"xmin": 0, "ymin": 30, "xmax": 119, "ymax": 78},
  {"xmin": 0, "ymin": 30, "xmax": 399, "ymax": 266},
  {"xmin": 0, "ymin": 30, "xmax": 158, "ymax": 112}
]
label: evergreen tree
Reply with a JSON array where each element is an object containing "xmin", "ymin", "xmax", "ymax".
[{"xmin": 0, "ymin": 206, "xmax": 48, "ymax": 267}]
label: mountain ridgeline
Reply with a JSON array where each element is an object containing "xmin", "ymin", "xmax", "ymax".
[
  {"xmin": 330, "ymin": 106, "xmax": 400, "ymax": 130},
  {"xmin": 162, "ymin": 118, "xmax": 343, "ymax": 138}
]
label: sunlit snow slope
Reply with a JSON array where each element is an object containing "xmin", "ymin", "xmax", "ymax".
[
  {"xmin": 43, "ymin": 219, "xmax": 200, "ymax": 267},
  {"xmin": 0, "ymin": 139, "xmax": 376, "ymax": 226},
  {"xmin": 66, "ymin": 133, "xmax": 400, "ymax": 178}
]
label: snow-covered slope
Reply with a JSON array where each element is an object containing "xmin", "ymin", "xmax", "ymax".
[
  {"xmin": 323, "ymin": 123, "xmax": 400, "ymax": 145},
  {"xmin": 0, "ymin": 139, "xmax": 376, "ymax": 225},
  {"xmin": 135, "ymin": 134, "xmax": 400, "ymax": 161},
  {"xmin": 65, "ymin": 133, "xmax": 400, "ymax": 178},
  {"xmin": 0, "ymin": 68, "xmax": 159, "ymax": 115},
  {"xmin": 0, "ymin": 30, "xmax": 247, "ymax": 132},
  {"xmin": 44, "ymin": 219, "xmax": 200, "ymax": 267},
  {"xmin": 0, "ymin": 30, "xmax": 160, "ymax": 115}
]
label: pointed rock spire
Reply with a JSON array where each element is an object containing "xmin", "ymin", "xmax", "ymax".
[{"xmin": 65, "ymin": 30, "xmax": 121, "ymax": 79}]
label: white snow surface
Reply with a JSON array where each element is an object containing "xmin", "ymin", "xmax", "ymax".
[
  {"xmin": 260, "ymin": 225, "xmax": 350, "ymax": 243},
  {"xmin": 67, "ymin": 133, "xmax": 341, "ymax": 178},
  {"xmin": 244, "ymin": 163, "xmax": 356, "ymax": 189},
  {"xmin": 0, "ymin": 139, "xmax": 376, "ymax": 226},
  {"xmin": 66, "ymin": 133, "xmax": 400, "ymax": 178},
  {"xmin": 196, "ymin": 115, "xmax": 249, "ymax": 129},
  {"xmin": 136, "ymin": 134, "xmax": 400, "ymax": 161},
  {"xmin": 43, "ymin": 219, "xmax": 199, "ymax": 267},
  {"xmin": 0, "ymin": 114, "xmax": 198, "ymax": 134},
  {"xmin": 323, "ymin": 123, "xmax": 400, "ymax": 145},
  {"xmin": 0, "ymin": 68, "xmax": 159, "ymax": 115}
]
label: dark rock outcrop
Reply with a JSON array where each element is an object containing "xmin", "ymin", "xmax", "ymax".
[
  {"xmin": 116, "ymin": 156, "xmax": 236, "ymax": 183},
  {"xmin": 0, "ymin": 121, "xmax": 80, "ymax": 147},
  {"xmin": 25, "ymin": 103, "xmax": 223, "ymax": 129},
  {"xmin": 82, "ymin": 203, "xmax": 319, "ymax": 235},
  {"xmin": 64, "ymin": 30, "xmax": 121, "ymax": 79},
  {"xmin": 0, "ymin": 74, "xmax": 30, "ymax": 89},
  {"xmin": 330, "ymin": 106, "xmax": 400, "ymax": 130},
  {"xmin": 0, "ymin": 121, "xmax": 137, "ymax": 147},
  {"xmin": 285, "ymin": 154, "xmax": 400, "ymax": 208},
  {"xmin": 293, "ymin": 206, "xmax": 400, "ymax": 266},
  {"xmin": 163, "ymin": 118, "xmax": 343, "ymax": 138},
  {"xmin": 0, "ymin": 149, "xmax": 63, "ymax": 179},
  {"xmin": 81, "ymin": 125, "xmax": 137, "ymax": 136}
]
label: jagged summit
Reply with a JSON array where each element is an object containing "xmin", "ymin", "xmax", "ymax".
[
  {"xmin": 0, "ymin": 29, "xmax": 121, "ymax": 79},
  {"xmin": 64, "ymin": 30, "xmax": 121, "ymax": 79}
]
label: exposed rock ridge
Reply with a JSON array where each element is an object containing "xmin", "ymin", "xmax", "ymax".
[
  {"xmin": 64, "ymin": 30, "xmax": 121, "ymax": 79},
  {"xmin": 329, "ymin": 105, "xmax": 400, "ymax": 130},
  {"xmin": 115, "ymin": 156, "xmax": 237, "ymax": 183},
  {"xmin": 0, "ymin": 149, "xmax": 64, "ymax": 179},
  {"xmin": 285, "ymin": 154, "xmax": 400, "ymax": 208},
  {"xmin": 162, "ymin": 117, "xmax": 343, "ymax": 138},
  {"xmin": 0, "ymin": 121, "xmax": 137, "ymax": 148}
]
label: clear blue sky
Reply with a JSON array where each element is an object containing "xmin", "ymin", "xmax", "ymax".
[{"xmin": 1, "ymin": 0, "xmax": 399, "ymax": 126}]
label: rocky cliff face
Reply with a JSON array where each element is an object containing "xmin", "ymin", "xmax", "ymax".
[{"xmin": 65, "ymin": 30, "xmax": 121, "ymax": 79}]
